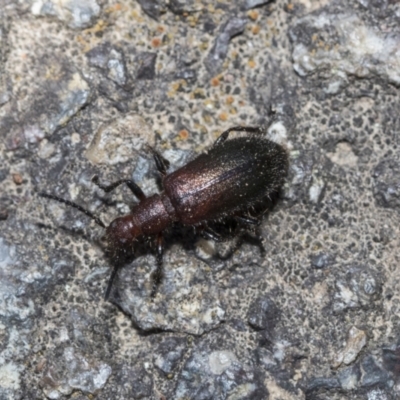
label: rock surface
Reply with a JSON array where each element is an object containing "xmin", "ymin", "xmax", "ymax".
[{"xmin": 0, "ymin": 0, "xmax": 400, "ymax": 399}]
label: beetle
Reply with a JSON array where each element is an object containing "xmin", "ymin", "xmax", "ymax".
[{"xmin": 39, "ymin": 125, "xmax": 288, "ymax": 300}]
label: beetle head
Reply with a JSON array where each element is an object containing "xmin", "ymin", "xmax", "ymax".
[{"xmin": 103, "ymin": 215, "xmax": 141, "ymax": 261}]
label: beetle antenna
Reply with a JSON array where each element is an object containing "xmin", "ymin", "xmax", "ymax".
[
  {"xmin": 39, "ymin": 192, "xmax": 106, "ymax": 229},
  {"xmin": 104, "ymin": 265, "xmax": 119, "ymax": 300}
]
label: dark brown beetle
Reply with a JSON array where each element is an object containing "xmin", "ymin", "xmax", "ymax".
[{"xmin": 40, "ymin": 126, "xmax": 288, "ymax": 299}]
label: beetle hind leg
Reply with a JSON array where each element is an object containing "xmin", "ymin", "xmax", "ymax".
[{"xmin": 213, "ymin": 126, "xmax": 263, "ymax": 147}]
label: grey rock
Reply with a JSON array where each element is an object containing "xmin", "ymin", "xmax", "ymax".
[
  {"xmin": 153, "ymin": 336, "xmax": 187, "ymax": 374},
  {"xmin": 333, "ymin": 266, "xmax": 381, "ymax": 312},
  {"xmin": 382, "ymin": 347, "xmax": 400, "ymax": 379},
  {"xmin": 338, "ymin": 364, "xmax": 361, "ymax": 391},
  {"xmin": 31, "ymin": 0, "xmax": 101, "ymax": 29},
  {"xmin": 2, "ymin": 0, "xmax": 400, "ymax": 398},
  {"xmin": 87, "ymin": 44, "xmax": 128, "ymax": 87},
  {"xmin": 360, "ymin": 355, "xmax": 391, "ymax": 388},
  {"xmin": 307, "ymin": 377, "xmax": 341, "ymax": 393},
  {"xmin": 114, "ymin": 246, "xmax": 225, "ymax": 335},
  {"xmin": 174, "ymin": 330, "xmax": 269, "ymax": 399},
  {"xmin": 247, "ymin": 295, "xmax": 279, "ymax": 331},
  {"xmin": 40, "ymin": 347, "xmax": 112, "ymax": 398},
  {"xmin": 138, "ymin": 0, "xmax": 166, "ymax": 19},
  {"xmin": 115, "ymin": 364, "xmax": 154, "ymax": 399},
  {"xmin": 373, "ymin": 158, "xmax": 400, "ymax": 211},
  {"xmin": 168, "ymin": 0, "xmax": 200, "ymax": 15},
  {"xmin": 289, "ymin": 10, "xmax": 400, "ymax": 92},
  {"xmin": 136, "ymin": 52, "xmax": 157, "ymax": 80},
  {"xmin": 205, "ymin": 16, "xmax": 247, "ymax": 75},
  {"xmin": 310, "ymin": 253, "xmax": 335, "ymax": 269},
  {"xmin": 243, "ymin": 0, "xmax": 272, "ymax": 10}
]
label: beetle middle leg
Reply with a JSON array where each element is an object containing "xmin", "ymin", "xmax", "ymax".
[
  {"xmin": 235, "ymin": 214, "xmax": 265, "ymax": 255},
  {"xmin": 200, "ymin": 215, "xmax": 265, "ymax": 260},
  {"xmin": 216, "ymin": 230, "xmax": 265, "ymax": 260},
  {"xmin": 104, "ymin": 264, "xmax": 120, "ymax": 300},
  {"xmin": 201, "ymin": 226, "xmax": 223, "ymax": 242},
  {"xmin": 235, "ymin": 215, "xmax": 261, "ymax": 227},
  {"xmin": 151, "ymin": 232, "xmax": 164, "ymax": 298},
  {"xmin": 146, "ymin": 147, "xmax": 170, "ymax": 176},
  {"xmin": 92, "ymin": 176, "xmax": 146, "ymax": 202}
]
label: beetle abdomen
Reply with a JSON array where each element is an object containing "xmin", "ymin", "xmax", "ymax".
[{"xmin": 163, "ymin": 137, "xmax": 288, "ymax": 225}]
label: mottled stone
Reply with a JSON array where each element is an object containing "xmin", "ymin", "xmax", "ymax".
[
  {"xmin": 334, "ymin": 327, "xmax": 367, "ymax": 368},
  {"xmin": 310, "ymin": 252, "xmax": 335, "ymax": 269},
  {"xmin": 333, "ymin": 266, "xmax": 381, "ymax": 312},
  {"xmin": 290, "ymin": 11, "xmax": 400, "ymax": 92},
  {"xmin": 114, "ymin": 246, "xmax": 225, "ymax": 335},
  {"xmin": 41, "ymin": 347, "xmax": 111, "ymax": 398},
  {"xmin": 115, "ymin": 365, "xmax": 153, "ymax": 399},
  {"xmin": 175, "ymin": 330, "xmax": 269, "ymax": 399},
  {"xmin": 87, "ymin": 44, "xmax": 128, "ymax": 87},
  {"xmin": 2, "ymin": 0, "xmax": 400, "ymax": 398},
  {"xmin": 85, "ymin": 114, "xmax": 153, "ymax": 165}
]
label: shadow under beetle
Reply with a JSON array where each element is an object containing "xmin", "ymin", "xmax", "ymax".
[{"xmin": 40, "ymin": 126, "xmax": 288, "ymax": 300}]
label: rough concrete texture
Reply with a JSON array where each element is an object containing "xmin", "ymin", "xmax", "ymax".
[{"xmin": 0, "ymin": 0, "xmax": 400, "ymax": 399}]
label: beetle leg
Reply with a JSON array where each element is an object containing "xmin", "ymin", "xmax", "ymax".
[
  {"xmin": 251, "ymin": 227, "xmax": 266, "ymax": 257},
  {"xmin": 235, "ymin": 215, "xmax": 261, "ymax": 226},
  {"xmin": 201, "ymin": 227, "xmax": 223, "ymax": 242},
  {"xmin": 104, "ymin": 264, "xmax": 120, "ymax": 300},
  {"xmin": 216, "ymin": 235, "xmax": 243, "ymax": 260},
  {"xmin": 214, "ymin": 126, "xmax": 263, "ymax": 147},
  {"xmin": 92, "ymin": 176, "xmax": 146, "ymax": 202},
  {"xmin": 148, "ymin": 147, "xmax": 170, "ymax": 176},
  {"xmin": 151, "ymin": 233, "xmax": 164, "ymax": 298},
  {"xmin": 216, "ymin": 230, "xmax": 266, "ymax": 260}
]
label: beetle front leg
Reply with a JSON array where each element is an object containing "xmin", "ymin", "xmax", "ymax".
[
  {"xmin": 151, "ymin": 232, "xmax": 164, "ymax": 298},
  {"xmin": 92, "ymin": 176, "xmax": 146, "ymax": 202}
]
